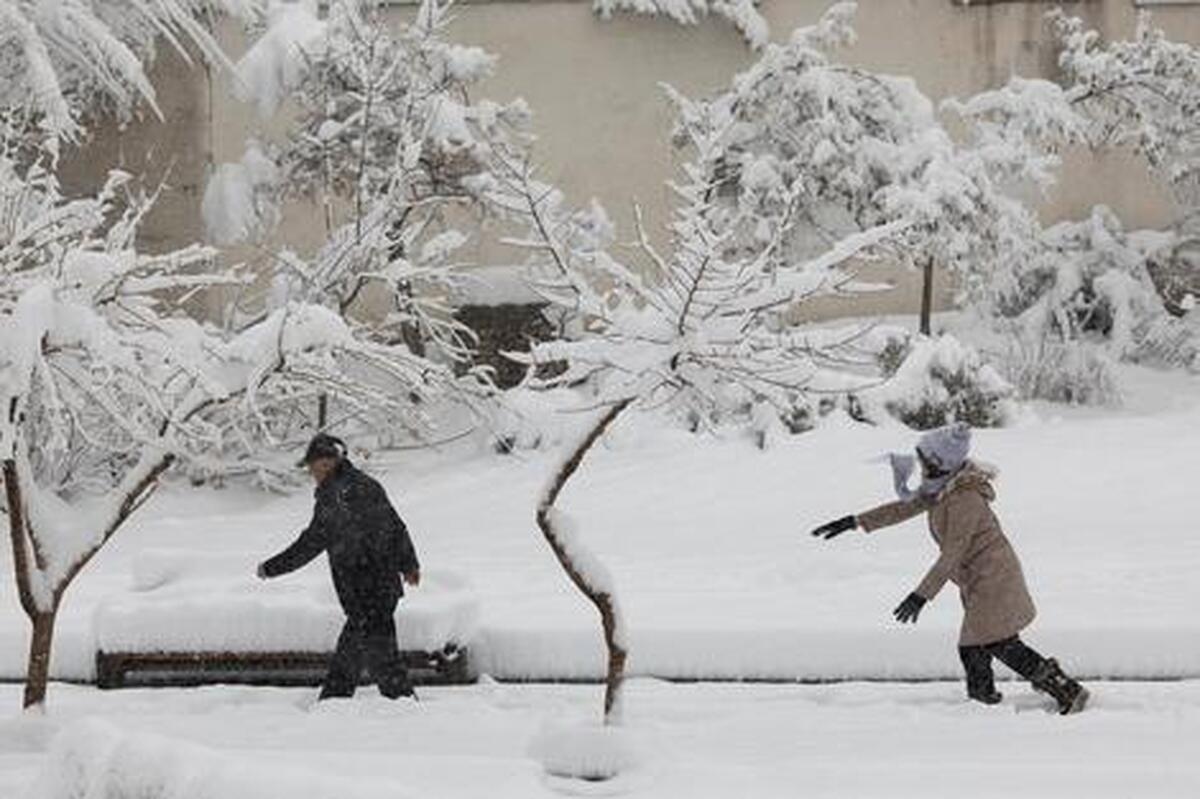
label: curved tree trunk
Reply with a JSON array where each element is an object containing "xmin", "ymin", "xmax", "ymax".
[
  {"xmin": 24, "ymin": 611, "xmax": 56, "ymax": 709},
  {"xmin": 535, "ymin": 398, "xmax": 632, "ymax": 723}
]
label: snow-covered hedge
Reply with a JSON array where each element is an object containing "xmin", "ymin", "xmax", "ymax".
[
  {"xmin": 854, "ymin": 334, "xmax": 1016, "ymax": 429},
  {"xmin": 29, "ymin": 719, "xmax": 414, "ymax": 799}
]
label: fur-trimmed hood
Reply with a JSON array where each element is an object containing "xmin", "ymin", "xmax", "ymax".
[{"xmin": 938, "ymin": 460, "xmax": 998, "ymax": 503}]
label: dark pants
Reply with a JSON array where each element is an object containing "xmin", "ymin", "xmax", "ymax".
[
  {"xmin": 959, "ymin": 636, "xmax": 1046, "ymax": 695},
  {"xmin": 319, "ymin": 608, "xmax": 413, "ymax": 700}
]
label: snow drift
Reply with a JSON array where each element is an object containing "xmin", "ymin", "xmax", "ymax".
[{"xmin": 27, "ymin": 718, "xmax": 415, "ymax": 799}]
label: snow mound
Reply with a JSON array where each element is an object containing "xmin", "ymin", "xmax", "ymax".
[
  {"xmin": 28, "ymin": 718, "xmax": 414, "ymax": 799},
  {"xmin": 96, "ymin": 552, "xmax": 478, "ymax": 654},
  {"xmin": 856, "ymin": 333, "xmax": 1017, "ymax": 428},
  {"xmin": 529, "ymin": 721, "xmax": 641, "ymax": 782}
]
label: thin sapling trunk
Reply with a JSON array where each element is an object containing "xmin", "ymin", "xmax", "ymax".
[{"xmin": 535, "ymin": 398, "xmax": 633, "ymax": 723}]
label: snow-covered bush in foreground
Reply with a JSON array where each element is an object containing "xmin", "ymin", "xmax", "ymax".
[
  {"xmin": 30, "ymin": 719, "xmax": 410, "ymax": 799},
  {"xmin": 854, "ymin": 334, "xmax": 1017, "ymax": 429}
]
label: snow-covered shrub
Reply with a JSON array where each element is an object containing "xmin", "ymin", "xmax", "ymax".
[
  {"xmin": 998, "ymin": 337, "xmax": 1121, "ymax": 407},
  {"xmin": 993, "ymin": 207, "xmax": 1198, "ymax": 375},
  {"xmin": 486, "ymin": 386, "xmax": 593, "ymax": 454},
  {"xmin": 855, "ymin": 335, "xmax": 1016, "ymax": 430}
]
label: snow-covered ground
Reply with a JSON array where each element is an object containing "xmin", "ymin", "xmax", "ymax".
[
  {"xmin": 2, "ymin": 367, "xmax": 1198, "ymax": 684},
  {"xmin": 1, "ymin": 365, "xmax": 1198, "ymax": 795},
  {"xmin": 4, "ymin": 680, "xmax": 1200, "ymax": 798}
]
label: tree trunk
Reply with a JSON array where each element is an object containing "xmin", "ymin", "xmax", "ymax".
[
  {"xmin": 920, "ymin": 257, "xmax": 935, "ymax": 336},
  {"xmin": 24, "ymin": 610, "xmax": 56, "ymax": 709},
  {"xmin": 536, "ymin": 398, "xmax": 633, "ymax": 723}
]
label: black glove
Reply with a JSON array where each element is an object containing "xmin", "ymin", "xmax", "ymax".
[
  {"xmin": 811, "ymin": 515, "xmax": 858, "ymax": 540},
  {"xmin": 893, "ymin": 592, "xmax": 926, "ymax": 624}
]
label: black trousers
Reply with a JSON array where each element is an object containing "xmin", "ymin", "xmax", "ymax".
[
  {"xmin": 319, "ymin": 608, "xmax": 413, "ymax": 700},
  {"xmin": 959, "ymin": 635, "xmax": 1046, "ymax": 690}
]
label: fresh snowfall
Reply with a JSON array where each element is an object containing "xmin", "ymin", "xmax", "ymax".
[{"xmin": 2, "ymin": 1, "xmax": 1200, "ymax": 798}]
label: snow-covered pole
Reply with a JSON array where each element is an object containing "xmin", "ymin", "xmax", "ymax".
[{"xmin": 535, "ymin": 397, "xmax": 634, "ymax": 724}]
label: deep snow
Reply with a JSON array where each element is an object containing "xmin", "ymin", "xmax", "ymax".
[
  {"xmin": 0, "ymin": 364, "xmax": 1198, "ymax": 796},
  {"xmin": 1, "ymin": 367, "xmax": 1198, "ymax": 684},
  {"xmin": 4, "ymin": 680, "xmax": 1200, "ymax": 798}
]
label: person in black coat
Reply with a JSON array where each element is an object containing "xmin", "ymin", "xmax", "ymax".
[{"xmin": 257, "ymin": 434, "xmax": 421, "ymax": 700}]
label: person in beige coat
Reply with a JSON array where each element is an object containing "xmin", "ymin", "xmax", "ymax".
[{"xmin": 811, "ymin": 423, "xmax": 1088, "ymax": 715}]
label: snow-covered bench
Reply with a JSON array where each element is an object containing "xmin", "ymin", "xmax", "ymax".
[{"xmin": 93, "ymin": 549, "xmax": 478, "ymax": 689}]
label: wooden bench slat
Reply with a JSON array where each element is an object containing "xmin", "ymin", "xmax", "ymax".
[{"xmin": 96, "ymin": 645, "xmax": 471, "ymax": 689}]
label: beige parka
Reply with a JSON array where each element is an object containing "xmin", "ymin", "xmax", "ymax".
[{"xmin": 857, "ymin": 462, "xmax": 1036, "ymax": 647}]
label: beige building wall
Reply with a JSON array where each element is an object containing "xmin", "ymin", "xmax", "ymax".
[{"xmin": 63, "ymin": 0, "xmax": 1200, "ymax": 321}]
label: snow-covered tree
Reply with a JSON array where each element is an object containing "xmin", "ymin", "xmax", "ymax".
[
  {"xmin": 593, "ymin": 0, "xmax": 769, "ymax": 50},
  {"xmin": 213, "ymin": 0, "xmax": 530, "ymax": 349},
  {"xmin": 0, "ymin": 128, "xmax": 242, "ymax": 708},
  {"xmin": 654, "ymin": 1, "xmax": 1024, "ymax": 336},
  {"xmin": 944, "ymin": 16, "xmax": 1200, "ymax": 394},
  {"xmin": 206, "ymin": 0, "xmax": 533, "ymax": 454},
  {"xmin": 1052, "ymin": 10, "xmax": 1200, "ymax": 217},
  {"xmin": 499, "ymin": 40, "xmax": 912, "ymax": 720},
  {"xmin": 198, "ymin": 193, "xmax": 497, "ymax": 485},
  {"xmin": 0, "ymin": 111, "xmax": 490, "ymax": 704},
  {"xmin": 0, "ymin": 0, "xmax": 257, "ymax": 140}
]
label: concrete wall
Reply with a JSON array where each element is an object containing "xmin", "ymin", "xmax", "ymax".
[{"xmin": 63, "ymin": 0, "xmax": 1200, "ymax": 320}]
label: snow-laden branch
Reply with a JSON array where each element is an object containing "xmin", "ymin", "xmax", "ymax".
[
  {"xmin": 593, "ymin": 0, "xmax": 770, "ymax": 50},
  {"xmin": 0, "ymin": 0, "xmax": 258, "ymax": 140}
]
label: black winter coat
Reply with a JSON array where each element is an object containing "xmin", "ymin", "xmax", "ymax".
[{"xmin": 260, "ymin": 460, "xmax": 420, "ymax": 618}]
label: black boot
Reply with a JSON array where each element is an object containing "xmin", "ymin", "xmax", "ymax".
[
  {"xmin": 959, "ymin": 646, "xmax": 1003, "ymax": 705},
  {"xmin": 1030, "ymin": 658, "xmax": 1089, "ymax": 715}
]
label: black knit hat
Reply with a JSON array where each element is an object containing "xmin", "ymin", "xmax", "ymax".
[{"xmin": 298, "ymin": 433, "xmax": 347, "ymax": 467}]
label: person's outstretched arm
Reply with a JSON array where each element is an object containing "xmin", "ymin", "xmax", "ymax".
[
  {"xmin": 856, "ymin": 496, "xmax": 933, "ymax": 534},
  {"xmin": 258, "ymin": 507, "xmax": 331, "ymax": 578}
]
